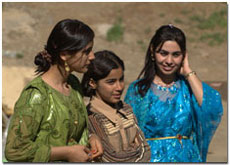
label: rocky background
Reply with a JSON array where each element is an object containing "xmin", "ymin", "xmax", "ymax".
[{"xmin": 2, "ymin": 2, "xmax": 227, "ymax": 162}]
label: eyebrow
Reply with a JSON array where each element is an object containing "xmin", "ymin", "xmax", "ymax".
[
  {"xmin": 105, "ymin": 74, "xmax": 124, "ymax": 82},
  {"xmin": 105, "ymin": 79, "xmax": 116, "ymax": 82},
  {"xmin": 83, "ymin": 47, "xmax": 93, "ymax": 53},
  {"xmin": 158, "ymin": 49, "xmax": 182, "ymax": 53}
]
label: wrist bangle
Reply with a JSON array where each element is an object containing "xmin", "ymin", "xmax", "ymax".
[{"xmin": 185, "ymin": 71, "xmax": 196, "ymax": 79}]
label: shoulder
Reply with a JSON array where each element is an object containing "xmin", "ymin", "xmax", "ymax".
[
  {"xmin": 122, "ymin": 102, "xmax": 133, "ymax": 111},
  {"xmin": 125, "ymin": 79, "xmax": 144, "ymax": 99},
  {"xmin": 14, "ymin": 77, "xmax": 47, "ymax": 110},
  {"xmin": 177, "ymin": 76, "xmax": 192, "ymax": 91},
  {"xmin": 120, "ymin": 101, "xmax": 135, "ymax": 115},
  {"xmin": 126, "ymin": 79, "xmax": 141, "ymax": 95},
  {"xmin": 21, "ymin": 77, "xmax": 48, "ymax": 101},
  {"xmin": 24, "ymin": 76, "xmax": 47, "ymax": 93},
  {"xmin": 25, "ymin": 77, "xmax": 47, "ymax": 99},
  {"xmin": 127, "ymin": 79, "xmax": 140, "ymax": 88}
]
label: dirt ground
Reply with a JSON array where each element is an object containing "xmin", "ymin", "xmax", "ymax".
[{"xmin": 2, "ymin": 2, "xmax": 227, "ymax": 162}]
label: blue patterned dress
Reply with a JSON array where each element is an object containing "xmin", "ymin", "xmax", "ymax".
[{"xmin": 124, "ymin": 76, "xmax": 223, "ymax": 162}]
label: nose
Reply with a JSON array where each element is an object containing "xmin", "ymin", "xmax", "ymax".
[
  {"xmin": 116, "ymin": 81, "xmax": 124, "ymax": 91},
  {"xmin": 165, "ymin": 55, "xmax": 173, "ymax": 65},
  {"xmin": 88, "ymin": 51, "xmax": 95, "ymax": 60}
]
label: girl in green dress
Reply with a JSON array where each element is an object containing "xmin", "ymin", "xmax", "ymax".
[{"xmin": 5, "ymin": 19, "xmax": 103, "ymax": 162}]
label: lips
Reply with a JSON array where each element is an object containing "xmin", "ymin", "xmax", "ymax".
[
  {"xmin": 162, "ymin": 66, "xmax": 174, "ymax": 71},
  {"xmin": 112, "ymin": 94, "xmax": 121, "ymax": 99}
]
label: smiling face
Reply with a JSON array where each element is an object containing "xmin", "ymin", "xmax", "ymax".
[
  {"xmin": 155, "ymin": 40, "xmax": 184, "ymax": 77},
  {"xmin": 65, "ymin": 41, "xmax": 95, "ymax": 73},
  {"xmin": 92, "ymin": 67, "xmax": 124, "ymax": 105}
]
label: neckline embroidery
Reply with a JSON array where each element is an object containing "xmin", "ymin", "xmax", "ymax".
[{"xmin": 154, "ymin": 81, "xmax": 179, "ymax": 94}]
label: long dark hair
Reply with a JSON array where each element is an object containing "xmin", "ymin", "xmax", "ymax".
[
  {"xmin": 81, "ymin": 50, "xmax": 125, "ymax": 97},
  {"xmin": 135, "ymin": 25, "xmax": 186, "ymax": 97},
  {"xmin": 34, "ymin": 19, "xmax": 94, "ymax": 74}
]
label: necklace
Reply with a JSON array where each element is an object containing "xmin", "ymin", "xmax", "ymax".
[
  {"xmin": 154, "ymin": 81, "xmax": 178, "ymax": 94},
  {"xmin": 154, "ymin": 81, "xmax": 175, "ymax": 88}
]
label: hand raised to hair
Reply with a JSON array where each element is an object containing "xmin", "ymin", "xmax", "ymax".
[{"xmin": 180, "ymin": 53, "xmax": 193, "ymax": 76}]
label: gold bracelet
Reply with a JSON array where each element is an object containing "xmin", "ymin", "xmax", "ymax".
[{"xmin": 185, "ymin": 71, "xmax": 196, "ymax": 79}]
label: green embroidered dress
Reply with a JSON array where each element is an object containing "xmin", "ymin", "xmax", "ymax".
[{"xmin": 5, "ymin": 75, "xmax": 89, "ymax": 162}]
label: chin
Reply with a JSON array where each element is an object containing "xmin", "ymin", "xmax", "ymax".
[
  {"xmin": 106, "ymin": 99, "xmax": 118, "ymax": 104},
  {"xmin": 113, "ymin": 99, "xmax": 121, "ymax": 104},
  {"xmin": 77, "ymin": 68, "xmax": 88, "ymax": 73},
  {"xmin": 161, "ymin": 69, "xmax": 177, "ymax": 75}
]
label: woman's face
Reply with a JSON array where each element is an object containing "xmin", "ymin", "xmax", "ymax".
[
  {"xmin": 155, "ymin": 40, "xmax": 183, "ymax": 76},
  {"xmin": 66, "ymin": 41, "xmax": 95, "ymax": 73},
  {"xmin": 94, "ymin": 67, "xmax": 124, "ymax": 104}
]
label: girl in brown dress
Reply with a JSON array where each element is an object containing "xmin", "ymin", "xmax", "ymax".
[{"xmin": 81, "ymin": 50, "xmax": 151, "ymax": 162}]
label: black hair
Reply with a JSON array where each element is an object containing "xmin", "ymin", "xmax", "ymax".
[
  {"xmin": 135, "ymin": 24, "xmax": 186, "ymax": 97},
  {"xmin": 34, "ymin": 19, "xmax": 94, "ymax": 74},
  {"xmin": 81, "ymin": 50, "xmax": 125, "ymax": 97}
]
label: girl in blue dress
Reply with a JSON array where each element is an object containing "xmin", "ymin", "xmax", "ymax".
[{"xmin": 124, "ymin": 24, "xmax": 223, "ymax": 162}]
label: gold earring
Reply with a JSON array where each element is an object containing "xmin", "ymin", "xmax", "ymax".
[{"xmin": 64, "ymin": 61, "xmax": 70, "ymax": 72}]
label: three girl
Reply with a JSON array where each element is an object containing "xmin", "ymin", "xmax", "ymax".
[{"xmin": 5, "ymin": 19, "xmax": 223, "ymax": 163}]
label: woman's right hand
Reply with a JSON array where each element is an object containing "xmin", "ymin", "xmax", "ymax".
[
  {"xmin": 66, "ymin": 145, "xmax": 92, "ymax": 162},
  {"xmin": 50, "ymin": 145, "xmax": 92, "ymax": 162}
]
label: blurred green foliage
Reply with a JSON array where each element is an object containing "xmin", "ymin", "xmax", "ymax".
[
  {"xmin": 189, "ymin": 8, "xmax": 227, "ymax": 46},
  {"xmin": 106, "ymin": 17, "xmax": 124, "ymax": 42},
  {"xmin": 16, "ymin": 53, "xmax": 24, "ymax": 59}
]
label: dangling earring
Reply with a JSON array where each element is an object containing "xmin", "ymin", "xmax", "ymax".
[
  {"xmin": 150, "ymin": 46, "xmax": 155, "ymax": 62},
  {"xmin": 64, "ymin": 61, "xmax": 70, "ymax": 72},
  {"xmin": 151, "ymin": 53, "xmax": 155, "ymax": 62}
]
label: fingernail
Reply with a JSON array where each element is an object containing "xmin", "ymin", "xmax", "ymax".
[{"xmin": 91, "ymin": 149, "xmax": 96, "ymax": 153}]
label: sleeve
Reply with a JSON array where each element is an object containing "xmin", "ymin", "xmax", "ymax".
[
  {"xmin": 76, "ymin": 89, "xmax": 89, "ymax": 146},
  {"xmin": 191, "ymin": 82, "xmax": 223, "ymax": 162},
  {"xmin": 5, "ymin": 87, "xmax": 51, "ymax": 162},
  {"xmin": 78, "ymin": 126, "xmax": 89, "ymax": 146}
]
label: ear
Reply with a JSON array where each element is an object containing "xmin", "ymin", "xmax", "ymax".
[
  {"xmin": 60, "ymin": 52, "xmax": 67, "ymax": 61},
  {"xmin": 60, "ymin": 52, "xmax": 71, "ymax": 61},
  {"xmin": 89, "ymin": 78, "xmax": 97, "ymax": 89}
]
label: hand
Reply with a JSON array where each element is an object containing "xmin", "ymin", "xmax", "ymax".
[
  {"xmin": 66, "ymin": 145, "xmax": 92, "ymax": 162},
  {"xmin": 180, "ymin": 52, "xmax": 192, "ymax": 76},
  {"xmin": 88, "ymin": 134, "xmax": 103, "ymax": 159}
]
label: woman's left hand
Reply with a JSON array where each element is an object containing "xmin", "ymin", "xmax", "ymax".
[
  {"xmin": 180, "ymin": 52, "xmax": 193, "ymax": 76},
  {"xmin": 88, "ymin": 134, "xmax": 103, "ymax": 159}
]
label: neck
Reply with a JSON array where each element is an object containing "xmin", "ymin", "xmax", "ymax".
[
  {"xmin": 42, "ymin": 64, "xmax": 70, "ymax": 88},
  {"xmin": 154, "ymin": 71, "xmax": 177, "ymax": 86},
  {"xmin": 93, "ymin": 96, "xmax": 120, "ymax": 110}
]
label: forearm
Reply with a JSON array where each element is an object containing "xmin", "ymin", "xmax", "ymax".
[
  {"xmin": 186, "ymin": 71, "xmax": 203, "ymax": 106},
  {"xmin": 50, "ymin": 146, "xmax": 69, "ymax": 161}
]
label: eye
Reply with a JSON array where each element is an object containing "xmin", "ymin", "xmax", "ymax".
[
  {"xmin": 158, "ymin": 50, "xmax": 168, "ymax": 56},
  {"xmin": 106, "ymin": 79, "xmax": 116, "ymax": 85},
  {"xmin": 83, "ymin": 47, "xmax": 93, "ymax": 55},
  {"xmin": 172, "ymin": 52, "xmax": 182, "ymax": 57}
]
